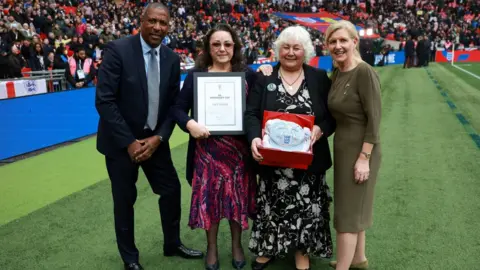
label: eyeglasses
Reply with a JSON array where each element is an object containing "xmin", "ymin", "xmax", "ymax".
[{"xmin": 210, "ymin": 42, "xmax": 234, "ymax": 50}]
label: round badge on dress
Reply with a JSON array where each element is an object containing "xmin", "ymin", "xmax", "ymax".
[{"xmin": 267, "ymin": 83, "xmax": 277, "ymax": 91}]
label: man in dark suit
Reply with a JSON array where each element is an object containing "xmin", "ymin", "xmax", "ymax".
[
  {"xmin": 403, "ymin": 35, "xmax": 415, "ymax": 69},
  {"xmin": 416, "ymin": 36, "xmax": 425, "ymax": 67},
  {"xmin": 423, "ymin": 35, "xmax": 431, "ymax": 66},
  {"xmin": 95, "ymin": 3, "xmax": 203, "ymax": 270}
]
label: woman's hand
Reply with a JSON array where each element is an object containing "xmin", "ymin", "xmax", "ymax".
[
  {"xmin": 251, "ymin": 137, "xmax": 263, "ymax": 162},
  {"xmin": 310, "ymin": 125, "xmax": 323, "ymax": 148},
  {"xmin": 354, "ymin": 156, "xmax": 370, "ymax": 184},
  {"xmin": 257, "ymin": 64, "xmax": 273, "ymax": 76},
  {"xmin": 186, "ymin": 120, "xmax": 210, "ymax": 139}
]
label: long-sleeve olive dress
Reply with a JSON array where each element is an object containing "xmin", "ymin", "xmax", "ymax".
[{"xmin": 327, "ymin": 61, "xmax": 382, "ymax": 232}]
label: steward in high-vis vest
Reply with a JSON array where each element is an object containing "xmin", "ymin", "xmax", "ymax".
[{"xmin": 65, "ymin": 47, "xmax": 96, "ymax": 88}]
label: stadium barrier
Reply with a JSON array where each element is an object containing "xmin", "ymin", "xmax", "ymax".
[
  {"xmin": 0, "ymin": 87, "xmax": 99, "ymax": 160},
  {"xmin": 0, "ymin": 79, "xmax": 48, "ymax": 99},
  {"xmin": 374, "ymin": 51, "xmax": 406, "ymax": 66},
  {"xmin": 435, "ymin": 50, "xmax": 480, "ymax": 63},
  {"xmin": 0, "ymin": 69, "xmax": 67, "ymax": 100}
]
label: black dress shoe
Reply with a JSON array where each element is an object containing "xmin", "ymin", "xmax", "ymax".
[
  {"xmin": 205, "ymin": 259, "xmax": 220, "ymax": 270},
  {"xmin": 232, "ymin": 258, "xmax": 246, "ymax": 269},
  {"xmin": 251, "ymin": 258, "xmax": 274, "ymax": 270},
  {"xmin": 124, "ymin": 262, "xmax": 143, "ymax": 270},
  {"xmin": 164, "ymin": 244, "xmax": 204, "ymax": 259},
  {"xmin": 204, "ymin": 250, "xmax": 219, "ymax": 270}
]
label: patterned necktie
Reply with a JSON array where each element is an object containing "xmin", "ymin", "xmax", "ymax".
[{"xmin": 146, "ymin": 48, "xmax": 160, "ymax": 130}]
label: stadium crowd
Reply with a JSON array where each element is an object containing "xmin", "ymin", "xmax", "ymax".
[{"xmin": 0, "ymin": 0, "xmax": 479, "ymax": 79}]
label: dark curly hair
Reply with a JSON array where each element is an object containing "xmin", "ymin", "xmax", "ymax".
[{"xmin": 195, "ymin": 23, "xmax": 247, "ymax": 72}]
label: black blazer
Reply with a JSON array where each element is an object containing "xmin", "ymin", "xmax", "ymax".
[
  {"xmin": 95, "ymin": 34, "xmax": 181, "ymax": 156},
  {"xmin": 170, "ymin": 67, "xmax": 258, "ymax": 185},
  {"xmin": 405, "ymin": 40, "xmax": 415, "ymax": 56},
  {"xmin": 244, "ymin": 63, "xmax": 335, "ymax": 174}
]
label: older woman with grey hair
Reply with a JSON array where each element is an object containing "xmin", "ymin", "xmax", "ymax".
[{"xmin": 245, "ymin": 25, "xmax": 336, "ymax": 270}]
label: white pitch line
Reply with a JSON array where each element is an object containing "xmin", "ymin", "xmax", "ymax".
[{"xmin": 452, "ymin": 64, "xmax": 480, "ymax": 80}]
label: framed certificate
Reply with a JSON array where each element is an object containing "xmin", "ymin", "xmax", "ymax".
[{"xmin": 193, "ymin": 72, "xmax": 246, "ymax": 135}]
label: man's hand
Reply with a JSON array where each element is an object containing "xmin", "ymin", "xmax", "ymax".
[
  {"xmin": 134, "ymin": 136, "xmax": 162, "ymax": 163},
  {"xmin": 127, "ymin": 140, "xmax": 147, "ymax": 162}
]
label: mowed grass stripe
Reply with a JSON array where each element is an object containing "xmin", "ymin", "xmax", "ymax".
[
  {"xmin": 0, "ymin": 128, "xmax": 189, "ymax": 225},
  {"xmin": 427, "ymin": 63, "xmax": 480, "ymax": 142}
]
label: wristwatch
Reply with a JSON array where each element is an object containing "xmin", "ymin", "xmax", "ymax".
[{"xmin": 361, "ymin": 151, "xmax": 371, "ymax": 159}]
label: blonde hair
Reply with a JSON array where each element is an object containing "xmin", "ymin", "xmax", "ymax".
[
  {"xmin": 325, "ymin": 20, "xmax": 363, "ymax": 67},
  {"xmin": 274, "ymin": 25, "xmax": 315, "ymax": 63}
]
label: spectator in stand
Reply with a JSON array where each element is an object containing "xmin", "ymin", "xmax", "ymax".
[
  {"xmin": 68, "ymin": 36, "xmax": 80, "ymax": 52},
  {"xmin": 20, "ymin": 38, "xmax": 33, "ymax": 61},
  {"xmin": 29, "ymin": 42, "xmax": 47, "ymax": 71},
  {"xmin": 8, "ymin": 44, "xmax": 26, "ymax": 78},
  {"xmin": 44, "ymin": 51, "xmax": 56, "ymax": 70},
  {"xmin": 244, "ymin": 41, "xmax": 258, "ymax": 65},
  {"xmin": 314, "ymin": 38, "xmax": 324, "ymax": 56},
  {"xmin": 31, "ymin": 35, "xmax": 41, "ymax": 45},
  {"xmin": 4, "ymin": 21, "xmax": 22, "ymax": 44},
  {"xmin": 42, "ymin": 37, "xmax": 54, "ymax": 56},
  {"xmin": 54, "ymin": 43, "xmax": 69, "ymax": 69},
  {"xmin": 20, "ymin": 22, "xmax": 35, "ymax": 39},
  {"xmin": 65, "ymin": 47, "xmax": 95, "ymax": 89},
  {"xmin": 0, "ymin": 49, "xmax": 9, "ymax": 79}
]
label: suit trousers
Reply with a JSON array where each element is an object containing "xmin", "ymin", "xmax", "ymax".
[
  {"xmin": 105, "ymin": 131, "xmax": 181, "ymax": 264},
  {"xmin": 403, "ymin": 55, "xmax": 413, "ymax": 68}
]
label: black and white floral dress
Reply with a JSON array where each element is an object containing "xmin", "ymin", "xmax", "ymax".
[{"xmin": 248, "ymin": 77, "xmax": 333, "ymax": 259}]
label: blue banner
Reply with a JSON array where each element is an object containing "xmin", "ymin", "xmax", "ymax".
[
  {"xmin": 0, "ymin": 88, "xmax": 99, "ymax": 160},
  {"xmin": 374, "ymin": 51, "xmax": 405, "ymax": 66}
]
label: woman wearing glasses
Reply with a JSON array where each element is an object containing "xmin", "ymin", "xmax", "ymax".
[{"xmin": 170, "ymin": 24, "xmax": 258, "ymax": 270}]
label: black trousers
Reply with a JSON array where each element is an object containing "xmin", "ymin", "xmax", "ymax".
[
  {"xmin": 105, "ymin": 139, "xmax": 181, "ymax": 264},
  {"xmin": 403, "ymin": 55, "xmax": 413, "ymax": 68}
]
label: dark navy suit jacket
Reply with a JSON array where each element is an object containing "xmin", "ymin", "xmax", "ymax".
[{"xmin": 95, "ymin": 34, "xmax": 181, "ymax": 156}]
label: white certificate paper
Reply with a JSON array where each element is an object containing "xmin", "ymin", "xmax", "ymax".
[
  {"xmin": 194, "ymin": 72, "xmax": 246, "ymax": 135},
  {"xmin": 204, "ymin": 82, "xmax": 235, "ymax": 126}
]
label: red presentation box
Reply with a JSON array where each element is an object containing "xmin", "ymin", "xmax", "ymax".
[{"xmin": 258, "ymin": 111, "xmax": 315, "ymax": 170}]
